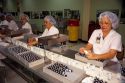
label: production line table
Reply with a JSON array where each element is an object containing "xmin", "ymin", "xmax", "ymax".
[
  {"xmin": 0, "ymin": 45, "xmax": 86, "ymax": 83},
  {"xmin": 0, "ymin": 46, "xmax": 68, "ymax": 83},
  {"xmin": 0, "ymin": 39, "xmax": 125, "ymax": 83}
]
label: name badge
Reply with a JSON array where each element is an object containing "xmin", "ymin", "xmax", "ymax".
[
  {"xmin": 96, "ymin": 33, "xmax": 101, "ymax": 44},
  {"xmin": 96, "ymin": 36, "xmax": 101, "ymax": 44}
]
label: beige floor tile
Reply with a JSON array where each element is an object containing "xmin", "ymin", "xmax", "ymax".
[{"xmin": 6, "ymin": 67, "xmax": 27, "ymax": 83}]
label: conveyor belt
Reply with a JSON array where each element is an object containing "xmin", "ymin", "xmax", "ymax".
[{"xmin": 62, "ymin": 49, "xmax": 77, "ymax": 59}]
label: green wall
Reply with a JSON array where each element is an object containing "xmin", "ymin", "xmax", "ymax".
[
  {"xmin": 90, "ymin": 0, "xmax": 121, "ymax": 21},
  {"xmin": 5, "ymin": 0, "xmax": 84, "ymax": 32},
  {"xmin": 5, "ymin": 0, "xmax": 17, "ymax": 11},
  {"xmin": 5, "ymin": 0, "xmax": 125, "ymax": 45},
  {"xmin": 21, "ymin": 0, "xmax": 83, "ymax": 10},
  {"xmin": 21, "ymin": 0, "xmax": 84, "ymax": 32}
]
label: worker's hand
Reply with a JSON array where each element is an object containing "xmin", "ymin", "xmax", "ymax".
[
  {"xmin": 86, "ymin": 51, "xmax": 97, "ymax": 60},
  {"xmin": 79, "ymin": 47, "xmax": 97, "ymax": 60},
  {"xmin": 79, "ymin": 47, "xmax": 85, "ymax": 54},
  {"xmin": 27, "ymin": 37, "xmax": 38, "ymax": 46}
]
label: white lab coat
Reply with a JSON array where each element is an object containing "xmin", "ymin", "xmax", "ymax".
[
  {"xmin": 38, "ymin": 26, "xmax": 59, "ymax": 38},
  {"xmin": 22, "ymin": 22, "xmax": 33, "ymax": 34},
  {"xmin": 88, "ymin": 29, "xmax": 122, "ymax": 62},
  {"xmin": 0, "ymin": 20, "xmax": 9, "ymax": 26},
  {"xmin": 8, "ymin": 20, "xmax": 19, "ymax": 31}
]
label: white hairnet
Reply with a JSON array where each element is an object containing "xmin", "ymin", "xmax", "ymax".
[
  {"xmin": 6, "ymin": 13, "xmax": 12, "ymax": 16},
  {"xmin": 98, "ymin": 11, "xmax": 119, "ymax": 29},
  {"xmin": 19, "ymin": 13, "xmax": 29, "ymax": 21},
  {"xmin": 44, "ymin": 15, "xmax": 57, "ymax": 26},
  {"xmin": 6, "ymin": 13, "xmax": 14, "ymax": 19}
]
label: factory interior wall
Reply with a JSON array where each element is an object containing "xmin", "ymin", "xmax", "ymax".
[{"xmin": 4, "ymin": 0, "xmax": 125, "ymax": 45}]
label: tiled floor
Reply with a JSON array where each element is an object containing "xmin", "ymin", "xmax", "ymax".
[
  {"xmin": 0, "ymin": 62, "xmax": 27, "ymax": 83},
  {"xmin": 6, "ymin": 67, "xmax": 27, "ymax": 83}
]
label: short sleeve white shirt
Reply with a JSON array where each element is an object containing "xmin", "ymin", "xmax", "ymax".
[
  {"xmin": 8, "ymin": 20, "xmax": 19, "ymax": 31},
  {"xmin": 41, "ymin": 26, "xmax": 59, "ymax": 37},
  {"xmin": 88, "ymin": 29, "xmax": 122, "ymax": 62},
  {"xmin": 0, "ymin": 20, "xmax": 9, "ymax": 26},
  {"xmin": 22, "ymin": 22, "xmax": 33, "ymax": 34}
]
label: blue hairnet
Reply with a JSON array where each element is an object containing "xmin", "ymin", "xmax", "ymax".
[
  {"xmin": 44, "ymin": 15, "xmax": 57, "ymax": 26},
  {"xmin": 98, "ymin": 11, "xmax": 119, "ymax": 29}
]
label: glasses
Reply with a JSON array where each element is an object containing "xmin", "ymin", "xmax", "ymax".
[
  {"xmin": 99, "ymin": 21, "xmax": 111, "ymax": 26},
  {"xmin": 44, "ymin": 20, "xmax": 50, "ymax": 24}
]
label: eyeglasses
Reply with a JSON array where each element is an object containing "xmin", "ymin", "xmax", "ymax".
[{"xmin": 99, "ymin": 21, "xmax": 111, "ymax": 26}]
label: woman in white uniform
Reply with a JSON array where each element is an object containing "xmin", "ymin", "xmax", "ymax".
[
  {"xmin": 39, "ymin": 15, "xmax": 59, "ymax": 37},
  {"xmin": 20, "ymin": 14, "xmax": 33, "ymax": 35},
  {"xmin": 0, "ymin": 14, "xmax": 8, "ymax": 26},
  {"xmin": 28, "ymin": 15, "xmax": 59, "ymax": 45},
  {"xmin": 6, "ymin": 14, "xmax": 19, "ymax": 31},
  {"xmin": 79, "ymin": 11, "xmax": 122, "ymax": 62},
  {"xmin": 12, "ymin": 14, "xmax": 33, "ymax": 39}
]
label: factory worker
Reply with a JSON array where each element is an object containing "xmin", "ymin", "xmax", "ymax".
[
  {"xmin": 11, "ymin": 14, "xmax": 33, "ymax": 39},
  {"xmin": 0, "ymin": 14, "xmax": 9, "ymax": 37},
  {"xmin": 39, "ymin": 15, "xmax": 59, "ymax": 37},
  {"xmin": 19, "ymin": 14, "xmax": 33, "ymax": 35},
  {"xmin": 79, "ymin": 11, "xmax": 122, "ymax": 62},
  {"xmin": 28, "ymin": 15, "xmax": 59, "ymax": 45},
  {"xmin": 6, "ymin": 14, "xmax": 19, "ymax": 31},
  {"xmin": 0, "ymin": 14, "xmax": 9, "ymax": 26}
]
